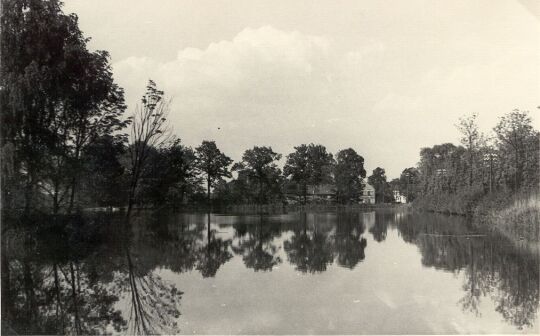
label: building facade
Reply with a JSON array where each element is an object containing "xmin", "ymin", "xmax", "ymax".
[
  {"xmin": 359, "ymin": 182, "xmax": 376, "ymax": 204},
  {"xmin": 393, "ymin": 190, "xmax": 407, "ymax": 203}
]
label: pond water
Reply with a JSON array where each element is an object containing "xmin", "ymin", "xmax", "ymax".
[{"xmin": 2, "ymin": 209, "xmax": 539, "ymax": 334}]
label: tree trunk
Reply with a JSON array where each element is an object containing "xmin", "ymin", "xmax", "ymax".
[
  {"xmin": 53, "ymin": 263, "xmax": 65, "ymax": 333},
  {"xmin": 67, "ymin": 178, "xmax": 76, "ymax": 215},
  {"xmin": 67, "ymin": 146, "xmax": 82, "ymax": 215},
  {"xmin": 207, "ymin": 177, "xmax": 211, "ymax": 210},
  {"xmin": 1, "ymin": 244, "xmax": 12, "ymax": 323},
  {"xmin": 515, "ymin": 148, "xmax": 520, "ymax": 190},
  {"xmin": 24, "ymin": 166, "xmax": 35, "ymax": 213},
  {"xmin": 70, "ymin": 262, "xmax": 81, "ymax": 334}
]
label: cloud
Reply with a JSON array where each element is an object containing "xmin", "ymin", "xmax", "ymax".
[
  {"xmin": 113, "ymin": 26, "xmax": 378, "ymax": 161},
  {"xmin": 112, "ymin": 25, "xmax": 539, "ymax": 178}
]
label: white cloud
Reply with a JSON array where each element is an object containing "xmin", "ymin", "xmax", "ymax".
[
  {"xmin": 113, "ymin": 24, "xmax": 539, "ymax": 178},
  {"xmin": 114, "ymin": 26, "xmax": 363, "ymax": 162}
]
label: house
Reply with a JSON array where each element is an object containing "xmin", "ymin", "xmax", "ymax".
[
  {"xmin": 285, "ymin": 181, "xmax": 375, "ymax": 204},
  {"xmin": 359, "ymin": 182, "xmax": 375, "ymax": 204},
  {"xmin": 393, "ymin": 190, "xmax": 407, "ymax": 203},
  {"xmin": 306, "ymin": 184, "xmax": 336, "ymax": 202}
]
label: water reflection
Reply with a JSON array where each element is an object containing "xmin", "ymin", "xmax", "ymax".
[
  {"xmin": 1, "ymin": 214, "xmax": 127, "ymax": 335},
  {"xmin": 232, "ymin": 215, "xmax": 282, "ymax": 271},
  {"xmin": 395, "ymin": 211, "xmax": 540, "ymax": 330},
  {"xmin": 284, "ymin": 213, "xmax": 334, "ymax": 273},
  {"xmin": 1, "ymin": 209, "xmax": 539, "ymax": 334}
]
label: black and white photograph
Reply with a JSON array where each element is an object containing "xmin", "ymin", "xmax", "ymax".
[{"xmin": 1, "ymin": 0, "xmax": 539, "ymax": 334}]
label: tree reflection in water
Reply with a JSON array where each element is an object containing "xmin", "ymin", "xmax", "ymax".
[
  {"xmin": 284, "ymin": 212, "xmax": 334, "ymax": 273},
  {"xmin": 334, "ymin": 212, "xmax": 367, "ymax": 269},
  {"xmin": 395, "ymin": 211, "xmax": 540, "ymax": 330},
  {"xmin": 2, "ymin": 210, "xmax": 538, "ymax": 333},
  {"xmin": 1, "ymin": 213, "xmax": 127, "ymax": 335},
  {"xmin": 122, "ymin": 241, "xmax": 182, "ymax": 335},
  {"xmin": 195, "ymin": 213, "xmax": 233, "ymax": 277},
  {"xmin": 232, "ymin": 214, "xmax": 282, "ymax": 271},
  {"xmin": 369, "ymin": 212, "xmax": 394, "ymax": 242}
]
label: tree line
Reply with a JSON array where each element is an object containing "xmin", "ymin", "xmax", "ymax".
[
  {"xmin": 393, "ymin": 110, "xmax": 539, "ymax": 214},
  {"xmin": 3, "ymin": 1, "xmax": 536, "ymax": 216},
  {"xmin": 1, "ymin": 1, "xmax": 396, "ymax": 216}
]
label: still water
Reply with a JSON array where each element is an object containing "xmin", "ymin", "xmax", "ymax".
[{"xmin": 2, "ymin": 209, "xmax": 539, "ymax": 334}]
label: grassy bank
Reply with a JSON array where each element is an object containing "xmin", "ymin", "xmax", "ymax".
[
  {"xmin": 475, "ymin": 192, "xmax": 540, "ymax": 246},
  {"xmin": 414, "ymin": 189, "xmax": 540, "ymax": 245}
]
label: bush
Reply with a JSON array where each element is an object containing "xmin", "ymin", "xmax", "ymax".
[{"xmin": 412, "ymin": 186, "xmax": 484, "ymax": 215}]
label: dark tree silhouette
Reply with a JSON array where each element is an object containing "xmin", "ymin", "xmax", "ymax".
[{"xmin": 194, "ymin": 141, "xmax": 233, "ymax": 208}]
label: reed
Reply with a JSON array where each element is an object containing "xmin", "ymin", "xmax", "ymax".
[{"xmin": 482, "ymin": 192, "xmax": 540, "ymax": 244}]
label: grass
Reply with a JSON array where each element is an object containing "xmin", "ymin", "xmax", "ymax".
[
  {"xmin": 479, "ymin": 192, "xmax": 540, "ymax": 245},
  {"xmin": 414, "ymin": 188, "xmax": 540, "ymax": 247}
]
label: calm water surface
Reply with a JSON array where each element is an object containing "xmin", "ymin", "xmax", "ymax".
[{"xmin": 2, "ymin": 209, "xmax": 539, "ymax": 334}]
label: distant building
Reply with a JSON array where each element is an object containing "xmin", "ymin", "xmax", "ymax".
[
  {"xmin": 393, "ymin": 190, "xmax": 407, "ymax": 203},
  {"xmin": 306, "ymin": 184, "xmax": 336, "ymax": 201},
  {"xmin": 359, "ymin": 182, "xmax": 375, "ymax": 204},
  {"xmin": 285, "ymin": 181, "xmax": 376, "ymax": 204}
]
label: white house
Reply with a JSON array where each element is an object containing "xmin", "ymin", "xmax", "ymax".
[
  {"xmin": 393, "ymin": 190, "xmax": 407, "ymax": 203},
  {"xmin": 359, "ymin": 182, "xmax": 375, "ymax": 204}
]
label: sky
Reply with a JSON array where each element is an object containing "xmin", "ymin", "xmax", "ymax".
[{"xmin": 63, "ymin": 0, "xmax": 540, "ymax": 178}]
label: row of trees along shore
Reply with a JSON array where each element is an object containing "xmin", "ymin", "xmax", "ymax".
[
  {"xmin": 2, "ymin": 1, "xmax": 401, "ymax": 218},
  {"xmin": 407, "ymin": 110, "xmax": 540, "ymax": 244},
  {"xmin": 407, "ymin": 110, "xmax": 539, "ymax": 210},
  {"xmin": 1, "ymin": 1, "xmax": 538, "ymax": 232}
]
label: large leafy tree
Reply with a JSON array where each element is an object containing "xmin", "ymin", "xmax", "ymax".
[
  {"xmin": 194, "ymin": 141, "xmax": 233, "ymax": 206},
  {"xmin": 284, "ymin": 143, "xmax": 334, "ymax": 203},
  {"xmin": 417, "ymin": 143, "xmax": 467, "ymax": 195},
  {"xmin": 138, "ymin": 140, "xmax": 201, "ymax": 208},
  {"xmin": 493, "ymin": 109, "xmax": 539, "ymax": 191},
  {"xmin": 368, "ymin": 167, "xmax": 393, "ymax": 203},
  {"xmin": 334, "ymin": 148, "xmax": 366, "ymax": 204},
  {"xmin": 80, "ymin": 135, "xmax": 126, "ymax": 207},
  {"xmin": 398, "ymin": 167, "xmax": 420, "ymax": 202},
  {"xmin": 232, "ymin": 146, "xmax": 283, "ymax": 204},
  {"xmin": 1, "ymin": 0, "xmax": 128, "ymax": 213}
]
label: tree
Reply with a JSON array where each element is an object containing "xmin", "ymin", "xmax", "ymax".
[
  {"xmin": 368, "ymin": 167, "xmax": 392, "ymax": 203},
  {"xmin": 80, "ymin": 135, "xmax": 126, "ymax": 207},
  {"xmin": 0, "ymin": 0, "xmax": 128, "ymax": 213},
  {"xmin": 283, "ymin": 145, "xmax": 310, "ymax": 202},
  {"xmin": 493, "ymin": 109, "xmax": 539, "ymax": 191},
  {"xmin": 398, "ymin": 167, "xmax": 420, "ymax": 202},
  {"xmin": 232, "ymin": 146, "xmax": 283, "ymax": 204},
  {"xmin": 126, "ymin": 80, "xmax": 172, "ymax": 215},
  {"xmin": 418, "ymin": 143, "xmax": 467, "ymax": 195},
  {"xmin": 334, "ymin": 148, "xmax": 366, "ymax": 204},
  {"xmin": 284, "ymin": 143, "xmax": 334, "ymax": 203},
  {"xmin": 137, "ymin": 140, "xmax": 201, "ymax": 208},
  {"xmin": 307, "ymin": 144, "xmax": 334, "ymax": 187},
  {"xmin": 194, "ymin": 141, "xmax": 233, "ymax": 207},
  {"xmin": 456, "ymin": 113, "xmax": 484, "ymax": 187}
]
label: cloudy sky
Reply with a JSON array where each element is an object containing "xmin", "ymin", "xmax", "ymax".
[{"xmin": 63, "ymin": 0, "xmax": 540, "ymax": 178}]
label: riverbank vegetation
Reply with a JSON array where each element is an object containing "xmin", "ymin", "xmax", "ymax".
[
  {"xmin": 1, "ymin": 1, "xmax": 538, "ymax": 247},
  {"xmin": 405, "ymin": 111, "xmax": 539, "ymax": 244},
  {"xmin": 1, "ymin": 1, "xmax": 396, "ymax": 220}
]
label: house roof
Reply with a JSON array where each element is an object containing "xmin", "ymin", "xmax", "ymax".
[{"xmin": 307, "ymin": 184, "xmax": 336, "ymax": 195}]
